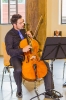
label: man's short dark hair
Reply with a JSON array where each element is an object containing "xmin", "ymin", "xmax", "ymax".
[{"xmin": 11, "ymin": 14, "xmax": 22, "ymax": 25}]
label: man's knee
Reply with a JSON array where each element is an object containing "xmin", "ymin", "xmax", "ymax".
[{"xmin": 15, "ymin": 68, "xmax": 22, "ymax": 73}]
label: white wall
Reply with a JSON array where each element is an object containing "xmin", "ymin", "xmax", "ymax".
[
  {"xmin": 0, "ymin": 0, "xmax": 66, "ymax": 55},
  {"xmin": 47, "ymin": 0, "xmax": 66, "ymax": 37}
]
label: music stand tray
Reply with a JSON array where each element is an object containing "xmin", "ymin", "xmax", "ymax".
[{"xmin": 41, "ymin": 37, "xmax": 66, "ymax": 60}]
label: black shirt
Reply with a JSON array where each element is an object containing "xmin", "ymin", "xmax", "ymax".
[{"xmin": 5, "ymin": 28, "xmax": 27, "ymax": 58}]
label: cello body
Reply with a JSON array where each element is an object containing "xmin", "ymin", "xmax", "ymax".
[{"xmin": 20, "ymin": 38, "xmax": 48, "ymax": 81}]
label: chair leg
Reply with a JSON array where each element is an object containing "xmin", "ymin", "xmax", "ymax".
[
  {"xmin": 1, "ymin": 67, "xmax": 5, "ymax": 90},
  {"xmin": 7, "ymin": 67, "xmax": 13, "ymax": 94},
  {"xmin": 1, "ymin": 67, "xmax": 13, "ymax": 94}
]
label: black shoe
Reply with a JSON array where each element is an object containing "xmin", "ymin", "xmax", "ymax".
[
  {"xmin": 16, "ymin": 92, "xmax": 22, "ymax": 98},
  {"xmin": 63, "ymin": 82, "xmax": 66, "ymax": 87},
  {"xmin": 45, "ymin": 90, "xmax": 63, "ymax": 99}
]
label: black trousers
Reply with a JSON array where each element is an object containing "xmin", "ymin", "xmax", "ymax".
[
  {"xmin": 10, "ymin": 56, "xmax": 22, "ymax": 93},
  {"xmin": 44, "ymin": 61, "xmax": 54, "ymax": 91},
  {"xmin": 10, "ymin": 57, "xmax": 54, "ymax": 93}
]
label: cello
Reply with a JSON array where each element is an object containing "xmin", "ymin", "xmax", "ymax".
[{"xmin": 20, "ymin": 16, "xmax": 48, "ymax": 81}]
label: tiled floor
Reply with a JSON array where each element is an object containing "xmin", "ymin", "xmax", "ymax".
[{"xmin": 0, "ymin": 57, "xmax": 66, "ymax": 100}]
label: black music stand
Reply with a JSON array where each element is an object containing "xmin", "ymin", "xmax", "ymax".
[
  {"xmin": 39, "ymin": 37, "xmax": 66, "ymax": 100},
  {"xmin": 30, "ymin": 37, "xmax": 65, "ymax": 100},
  {"xmin": 41, "ymin": 37, "xmax": 66, "ymax": 74}
]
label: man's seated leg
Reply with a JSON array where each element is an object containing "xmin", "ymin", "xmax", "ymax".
[{"xmin": 10, "ymin": 57, "xmax": 22, "ymax": 98}]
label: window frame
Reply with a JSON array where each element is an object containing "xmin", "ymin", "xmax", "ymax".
[{"xmin": 61, "ymin": 0, "xmax": 66, "ymax": 24}]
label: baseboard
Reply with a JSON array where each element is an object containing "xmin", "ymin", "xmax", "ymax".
[{"xmin": 0, "ymin": 55, "xmax": 3, "ymax": 57}]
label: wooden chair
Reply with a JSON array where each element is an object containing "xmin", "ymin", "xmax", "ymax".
[{"xmin": 1, "ymin": 42, "xmax": 13, "ymax": 94}]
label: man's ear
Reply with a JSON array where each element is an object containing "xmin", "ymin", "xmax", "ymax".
[{"xmin": 13, "ymin": 23, "xmax": 16, "ymax": 27}]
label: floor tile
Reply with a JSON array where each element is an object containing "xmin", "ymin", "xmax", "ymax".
[{"xmin": 0, "ymin": 57, "xmax": 66, "ymax": 100}]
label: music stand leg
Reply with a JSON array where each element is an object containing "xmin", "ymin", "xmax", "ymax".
[
  {"xmin": 30, "ymin": 64, "xmax": 45, "ymax": 100},
  {"xmin": 30, "ymin": 81, "xmax": 44, "ymax": 100},
  {"xmin": 50, "ymin": 60, "xmax": 53, "ymax": 76},
  {"xmin": 30, "ymin": 84, "xmax": 45, "ymax": 100}
]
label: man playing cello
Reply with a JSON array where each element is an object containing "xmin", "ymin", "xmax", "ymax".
[{"xmin": 5, "ymin": 14, "xmax": 62, "ymax": 99}]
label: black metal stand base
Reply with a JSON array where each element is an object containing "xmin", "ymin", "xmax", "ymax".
[
  {"xmin": 30, "ymin": 63, "xmax": 63, "ymax": 100},
  {"xmin": 30, "ymin": 89, "xmax": 63, "ymax": 100},
  {"xmin": 30, "ymin": 91, "xmax": 45, "ymax": 100}
]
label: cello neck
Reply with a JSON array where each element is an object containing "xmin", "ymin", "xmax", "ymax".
[{"xmin": 27, "ymin": 35, "xmax": 33, "ymax": 53}]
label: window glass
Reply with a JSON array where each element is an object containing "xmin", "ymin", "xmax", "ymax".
[
  {"xmin": 0, "ymin": 0, "xmax": 25, "ymax": 24},
  {"xmin": 61, "ymin": 0, "xmax": 66, "ymax": 24}
]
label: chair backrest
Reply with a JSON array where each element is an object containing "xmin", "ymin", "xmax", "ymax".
[{"xmin": 2, "ymin": 42, "xmax": 10, "ymax": 66}]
